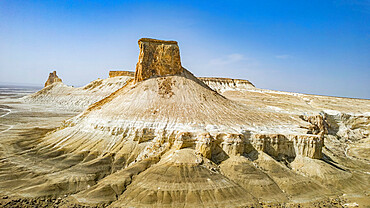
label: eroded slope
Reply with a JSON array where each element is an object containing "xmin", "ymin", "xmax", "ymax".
[{"xmin": 0, "ymin": 38, "xmax": 369, "ymax": 208}]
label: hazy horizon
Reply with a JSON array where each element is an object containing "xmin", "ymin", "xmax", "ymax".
[{"xmin": 1, "ymin": 0, "xmax": 369, "ymax": 99}]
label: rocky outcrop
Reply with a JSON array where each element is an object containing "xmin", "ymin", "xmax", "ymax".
[
  {"xmin": 218, "ymin": 133, "xmax": 245, "ymax": 157},
  {"xmin": 289, "ymin": 134, "xmax": 323, "ymax": 159},
  {"xmin": 324, "ymin": 112, "xmax": 370, "ymax": 142},
  {"xmin": 44, "ymin": 71, "xmax": 62, "ymax": 87},
  {"xmin": 251, "ymin": 134, "xmax": 295, "ymax": 159},
  {"xmin": 251, "ymin": 134, "xmax": 323, "ymax": 159},
  {"xmin": 109, "ymin": 71, "xmax": 135, "ymax": 78},
  {"xmin": 134, "ymin": 38, "xmax": 183, "ymax": 83},
  {"xmin": 300, "ymin": 114, "xmax": 329, "ymax": 136},
  {"xmin": 37, "ymin": 38, "xmax": 326, "ymax": 166}
]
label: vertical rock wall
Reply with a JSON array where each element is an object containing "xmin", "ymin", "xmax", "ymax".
[
  {"xmin": 134, "ymin": 38, "xmax": 184, "ymax": 83},
  {"xmin": 251, "ymin": 134, "xmax": 323, "ymax": 159}
]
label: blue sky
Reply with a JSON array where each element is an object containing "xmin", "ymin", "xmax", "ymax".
[{"xmin": 0, "ymin": 0, "xmax": 369, "ymax": 98}]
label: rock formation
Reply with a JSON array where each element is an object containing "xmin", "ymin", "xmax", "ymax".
[
  {"xmin": 28, "ymin": 39, "xmax": 327, "ymax": 203},
  {"xmin": 134, "ymin": 38, "xmax": 183, "ymax": 83},
  {"xmin": 0, "ymin": 38, "xmax": 369, "ymax": 207},
  {"xmin": 44, "ymin": 71, "xmax": 62, "ymax": 87}
]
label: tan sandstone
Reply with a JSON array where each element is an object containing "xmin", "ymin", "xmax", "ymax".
[
  {"xmin": 134, "ymin": 38, "xmax": 183, "ymax": 83},
  {"xmin": 109, "ymin": 70, "xmax": 135, "ymax": 78},
  {"xmin": 44, "ymin": 71, "xmax": 62, "ymax": 87}
]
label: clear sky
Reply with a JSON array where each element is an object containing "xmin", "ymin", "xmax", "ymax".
[{"xmin": 0, "ymin": 0, "xmax": 369, "ymax": 98}]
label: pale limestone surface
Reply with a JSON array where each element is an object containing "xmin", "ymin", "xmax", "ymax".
[{"xmin": 199, "ymin": 77, "xmax": 255, "ymax": 93}]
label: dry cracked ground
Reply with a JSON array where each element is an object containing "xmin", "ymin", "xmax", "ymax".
[{"xmin": 0, "ymin": 38, "xmax": 369, "ymax": 208}]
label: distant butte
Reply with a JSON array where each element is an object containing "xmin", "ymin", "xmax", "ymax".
[
  {"xmin": 44, "ymin": 71, "xmax": 62, "ymax": 87},
  {"xmin": 109, "ymin": 71, "xmax": 135, "ymax": 78}
]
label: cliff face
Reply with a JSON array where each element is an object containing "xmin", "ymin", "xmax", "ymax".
[
  {"xmin": 251, "ymin": 134, "xmax": 323, "ymax": 159},
  {"xmin": 44, "ymin": 71, "xmax": 62, "ymax": 87},
  {"xmin": 134, "ymin": 38, "xmax": 183, "ymax": 83}
]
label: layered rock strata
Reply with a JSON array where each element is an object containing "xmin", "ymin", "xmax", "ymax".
[
  {"xmin": 199, "ymin": 77, "xmax": 255, "ymax": 93},
  {"xmin": 108, "ymin": 70, "xmax": 256, "ymax": 93},
  {"xmin": 251, "ymin": 134, "xmax": 323, "ymax": 159},
  {"xmin": 0, "ymin": 38, "xmax": 368, "ymax": 207}
]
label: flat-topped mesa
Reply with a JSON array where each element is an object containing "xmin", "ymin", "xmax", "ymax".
[
  {"xmin": 199, "ymin": 77, "xmax": 255, "ymax": 93},
  {"xmin": 134, "ymin": 38, "xmax": 184, "ymax": 83},
  {"xmin": 44, "ymin": 71, "xmax": 62, "ymax": 87},
  {"xmin": 109, "ymin": 70, "xmax": 135, "ymax": 78}
]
